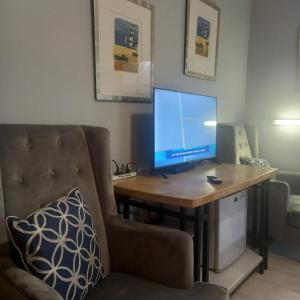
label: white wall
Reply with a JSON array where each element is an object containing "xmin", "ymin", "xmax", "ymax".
[
  {"xmin": 0, "ymin": 0, "xmax": 251, "ymax": 163},
  {"xmin": 245, "ymin": 0, "xmax": 300, "ymax": 171}
]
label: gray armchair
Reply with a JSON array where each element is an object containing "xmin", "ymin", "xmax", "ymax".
[
  {"xmin": 216, "ymin": 123, "xmax": 300, "ymax": 249},
  {"xmin": 0, "ymin": 125, "xmax": 228, "ymax": 300}
]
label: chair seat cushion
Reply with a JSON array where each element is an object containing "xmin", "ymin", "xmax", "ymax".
[
  {"xmin": 87, "ymin": 273, "xmax": 228, "ymax": 300},
  {"xmin": 6, "ymin": 187, "xmax": 105, "ymax": 300},
  {"xmin": 287, "ymin": 194, "xmax": 300, "ymax": 228}
]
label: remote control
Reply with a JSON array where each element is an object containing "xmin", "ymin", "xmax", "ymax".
[{"xmin": 207, "ymin": 175, "xmax": 222, "ymax": 184}]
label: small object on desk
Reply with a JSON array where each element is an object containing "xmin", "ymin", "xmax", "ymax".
[
  {"xmin": 113, "ymin": 172, "xmax": 137, "ymax": 181},
  {"xmin": 207, "ymin": 175, "xmax": 222, "ymax": 184}
]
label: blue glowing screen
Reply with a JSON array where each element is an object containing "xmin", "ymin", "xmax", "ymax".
[{"xmin": 154, "ymin": 88, "xmax": 217, "ymax": 169}]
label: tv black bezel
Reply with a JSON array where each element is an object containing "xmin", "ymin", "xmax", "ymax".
[{"xmin": 152, "ymin": 87, "xmax": 218, "ymax": 172}]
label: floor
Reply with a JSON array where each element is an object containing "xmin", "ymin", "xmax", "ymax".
[{"xmin": 231, "ymin": 254, "xmax": 300, "ymax": 300}]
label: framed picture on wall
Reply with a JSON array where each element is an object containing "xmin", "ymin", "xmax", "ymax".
[
  {"xmin": 184, "ymin": 0, "xmax": 220, "ymax": 80},
  {"xmin": 93, "ymin": 0, "xmax": 154, "ymax": 102},
  {"xmin": 297, "ymin": 27, "xmax": 300, "ymax": 92}
]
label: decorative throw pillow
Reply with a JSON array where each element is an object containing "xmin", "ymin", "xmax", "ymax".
[
  {"xmin": 240, "ymin": 156, "xmax": 275, "ymax": 180},
  {"xmin": 6, "ymin": 187, "xmax": 105, "ymax": 300},
  {"xmin": 240, "ymin": 156, "xmax": 271, "ymax": 168}
]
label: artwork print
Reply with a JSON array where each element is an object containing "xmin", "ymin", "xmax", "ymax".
[
  {"xmin": 185, "ymin": 0, "xmax": 219, "ymax": 80},
  {"xmin": 114, "ymin": 18, "xmax": 139, "ymax": 73},
  {"xmin": 196, "ymin": 17, "xmax": 210, "ymax": 57},
  {"xmin": 93, "ymin": 0, "xmax": 153, "ymax": 102}
]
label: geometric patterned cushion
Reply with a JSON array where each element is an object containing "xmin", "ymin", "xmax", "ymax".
[
  {"xmin": 240, "ymin": 156, "xmax": 271, "ymax": 168},
  {"xmin": 6, "ymin": 187, "xmax": 105, "ymax": 300},
  {"xmin": 240, "ymin": 156, "xmax": 276, "ymax": 181}
]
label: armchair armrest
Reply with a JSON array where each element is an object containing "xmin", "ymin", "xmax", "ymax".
[
  {"xmin": 269, "ymin": 181, "xmax": 290, "ymax": 240},
  {"xmin": 106, "ymin": 216, "xmax": 193, "ymax": 289},
  {"xmin": 0, "ymin": 257, "xmax": 62, "ymax": 300},
  {"xmin": 277, "ymin": 170, "xmax": 300, "ymax": 195},
  {"xmin": 0, "ymin": 275, "xmax": 30, "ymax": 300}
]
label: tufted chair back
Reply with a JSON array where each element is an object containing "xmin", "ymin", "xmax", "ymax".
[
  {"xmin": 216, "ymin": 123, "xmax": 259, "ymax": 164},
  {"xmin": 0, "ymin": 125, "xmax": 113, "ymax": 274}
]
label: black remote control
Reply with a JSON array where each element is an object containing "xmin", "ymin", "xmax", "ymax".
[{"xmin": 207, "ymin": 175, "xmax": 222, "ymax": 184}]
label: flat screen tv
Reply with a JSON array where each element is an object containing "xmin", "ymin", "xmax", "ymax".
[{"xmin": 153, "ymin": 87, "xmax": 217, "ymax": 172}]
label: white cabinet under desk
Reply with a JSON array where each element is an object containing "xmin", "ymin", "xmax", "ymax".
[
  {"xmin": 210, "ymin": 190, "xmax": 248, "ymax": 273},
  {"xmin": 160, "ymin": 190, "xmax": 260, "ymax": 294},
  {"xmin": 209, "ymin": 190, "xmax": 262, "ymax": 294}
]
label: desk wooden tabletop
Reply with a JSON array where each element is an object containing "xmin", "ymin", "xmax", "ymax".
[{"xmin": 113, "ymin": 163, "xmax": 278, "ymax": 208}]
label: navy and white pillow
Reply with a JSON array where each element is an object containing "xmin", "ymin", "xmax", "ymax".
[
  {"xmin": 240, "ymin": 156, "xmax": 276, "ymax": 180},
  {"xmin": 240, "ymin": 156, "xmax": 271, "ymax": 168},
  {"xmin": 6, "ymin": 187, "xmax": 105, "ymax": 300}
]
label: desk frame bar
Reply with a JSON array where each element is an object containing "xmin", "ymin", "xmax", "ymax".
[
  {"xmin": 194, "ymin": 204, "xmax": 210, "ymax": 282},
  {"xmin": 116, "ymin": 178, "xmax": 271, "ymax": 283},
  {"xmin": 264, "ymin": 180, "xmax": 270, "ymax": 269},
  {"xmin": 202, "ymin": 204, "xmax": 210, "ymax": 282},
  {"xmin": 180, "ymin": 207, "xmax": 187, "ymax": 231},
  {"xmin": 261, "ymin": 180, "xmax": 270, "ymax": 270},
  {"xmin": 193, "ymin": 205, "xmax": 210, "ymax": 282},
  {"xmin": 194, "ymin": 207, "xmax": 202, "ymax": 282},
  {"xmin": 116, "ymin": 197, "xmax": 197, "ymax": 222},
  {"xmin": 252, "ymin": 187, "xmax": 259, "ymax": 249},
  {"xmin": 257, "ymin": 179, "xmax": 270, "ymax": 273}
]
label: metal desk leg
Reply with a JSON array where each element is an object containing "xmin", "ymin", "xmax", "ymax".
[
  {"xmin": 252, "ymin": 186, "xmax": 259, "ymax": 249},
  {"xmin": 194, "ymin": 207, "xmax": 202, "ymax": 282},
  {"xmin": 263, "ymin": 180, "xmax": 270, "ymax": 270},
  {"xmin": 116, "ymin": 198, "xmax": 121, "ymax": 215},
  {"xmin": 194, "ymin": 205, "xmax": 210, "ymax": 283},
  {"xmin": 158, "ymin": 204, "xmax": 164, "ymax": 223},
  {"xmin": 258, "ymin": 182, "xmax": 265, "ymax": 274},
  {"xmin": 258, "ymin": 180, "xmax": 270, "ymax": 273},
  {"xmin": 116, "ymin": 195, "xmax": 130, "ymax": 219},
  {"xmin": 180, "ymin": 207, "xmax": 187, "ymax": 231},
  {"xmin": 202, "ymin": 203, "xmax": 210, "ymax": 282},
  {"xmin": 123, "ymin": 199, "xmax": 130, "ymax": 219}
]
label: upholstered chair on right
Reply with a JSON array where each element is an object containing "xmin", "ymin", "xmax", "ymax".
[{"xmin": 216, "ymin": 123, "xmax": 300, "ymax": 250}]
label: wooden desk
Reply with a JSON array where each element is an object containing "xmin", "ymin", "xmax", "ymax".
[{"xmin": 114, "ymin": 163, "xmax": 278, "ymax": 283}]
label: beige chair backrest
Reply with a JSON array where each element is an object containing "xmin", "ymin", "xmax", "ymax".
[{"xmin": 217, "ymin": 123, "xmax": 258, "ymax": 164}]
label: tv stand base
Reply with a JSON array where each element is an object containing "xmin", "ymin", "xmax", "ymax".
[{"xmin": 165, "ymin": 163, "xmax": 195, "ymax": 174}]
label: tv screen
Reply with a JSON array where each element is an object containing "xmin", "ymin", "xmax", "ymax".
[{"xmin": 154, "ymin": 88, "xmax": 217, "ymax": 170}]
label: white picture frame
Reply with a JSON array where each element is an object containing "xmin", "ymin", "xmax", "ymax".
[
  {"xmin": 184, "ymin": 0, "xmax": 220, "ymax": 80},
  {"xmin": 93, "ymin": 0, "xmax": 154, "ymax": 102},
  {"xmin": 297, "ymin": 27, "xmax": 300, "ymax": 93}
]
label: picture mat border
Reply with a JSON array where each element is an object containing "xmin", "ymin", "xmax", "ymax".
[
  {"xmin": 184, "ymin": 0, "xmax": 220, "ymax": 80},
  {"xmin": 297, "ymin": 26, "xmax": 300, "ymax": 93},
  {"xmin": 92, "ymin": 0, "xmax": 154, "ymax": 103}
]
